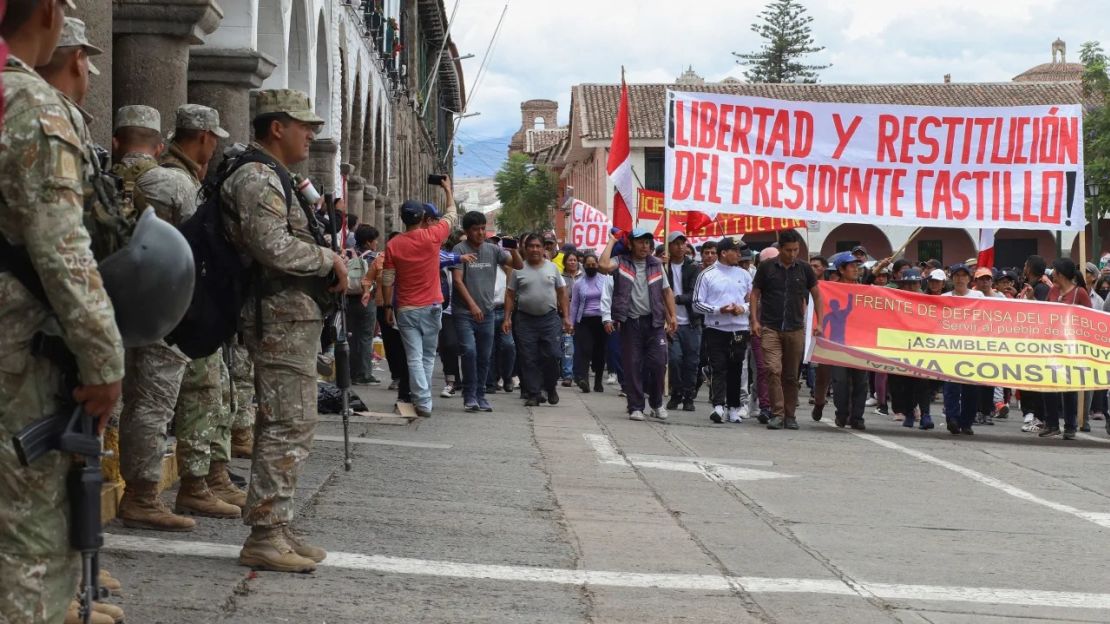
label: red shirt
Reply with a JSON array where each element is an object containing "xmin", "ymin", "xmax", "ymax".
[
  {"xmin": 1048, "ymin": 284, "xmax": 1092, "ymax": 308},
  {"xmin": 384, "ymin": 219, "xmax": 450, "ymax": 308}
]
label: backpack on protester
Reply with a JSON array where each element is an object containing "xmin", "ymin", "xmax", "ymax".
[
  {"xmin": 345, "ymin": 250, "xmax": 370, "ymax": 296},
  {"xmin": 108, "ymin": 157, "xmax": 159, "ymax": 224}
]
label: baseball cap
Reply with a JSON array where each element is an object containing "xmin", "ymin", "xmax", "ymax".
[
  {"xmin": 400, "ymin": 200, "xmax": 426, "ymax": 226},
  {"xmin": 717, "ymin": 237, "xmax": 740, "ymax": 253},
  {"xmin": 666, "ymin": 231, "xmax": 687, "ymax": 244},
  {"xmin": 965, "ymin": 257, "xmax": 978, "ymax": 266},
  {"xmin": 172, "ymin": 104, "xmax": 229, "ymax": 139},
  {"xmin": 949, "ymin": 263, "xmax": 971, "ymax": 276},
  {"xmin": 831, "ymin": 251, "xmax": 861, "ymax": 269},
  {"xmin": 1086, "ymin": 262, "xmax": 1099, "ymax": 275},
  {"xmin": 254, "ymin": 89, "xmax": 325, "ymax": 125},
  {"xmin": 630, "ymin": 227, "xmax": 654, "ymax": 241},
  {"xmin": 739, "ymin": 246, "xmax": 753, "ymax": 260},
  {"xmin": 759, "ymin": 247, "xmax": 780, "ymax": 262},
  {"xmin": 897, "ymin": 268, "xmax": 922, "ymax": 282},
  {"xmin": 851, "ymin": 245, "xmax": 867, "ymax": 255},
  {"xmin": 928, "ymin": 268, "xmax": 947, "ymax": 281},
  {"xmin": 423, "ymin": 203, "xmax": 439, "ymax": 219},
  {"xmin": 561, "ymin": 243, "xmax": 578, "ymax": 254},
  {"xmin": 973, "ymin": 267, "xmax": 993, "ymax": 280},
  {"xmin": 542, "ymin": 229, "xmax": 558, "ymax": 243},
  {"xmin": 114, "ymin": 105, "xmax": 161, "ymax": 132},
  {"xmin": 999, "ymin": 270, "xmax": 1018, "ymax": 282},
  {"xmin": 57, "ymin": 17, "xmax": 102, "ymax": 75}
]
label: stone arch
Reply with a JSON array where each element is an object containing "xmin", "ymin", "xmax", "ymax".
[
  {"xmin": 350, "ymin": 64, "xmax": 365, "ymax": 174},
  {"xmin": 339, "ymin": 50, "xmax": 350, "ymax": 163},
  {"xmin": 206, "ymin": 0, "xmax": 256, "ymax": 48},
  {"xmin": 374, "ymin": 104, "xmax": 386, "ymax": 191},
  {"xmin": 287, "ymin": 0, "xmax": 310, "ymax": 93},
  {"xmin": 313, "ymin": 13, "xmax": 332, "ymax": 138},
  {"xmin": 257, "ymin": 0, "xmax": 285, "ymax": 87},
  {"xmin": 906, "ymin": 227, "xmax": 976, "ymax": 266},
  {"xmin": 819, "ymin": 224, "xmax": 892, "ymax": 260}
]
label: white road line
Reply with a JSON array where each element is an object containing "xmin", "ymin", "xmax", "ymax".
[
  {"xmin": 1077, "ymin": 431, "xmax": 1110, "ymax": 444},
  {"xmin": 626, "ymin": 454, "xmax": 775, "ymax": 468},
  {"xmin": 826, "ymin": 423, "xmax": 1110, "ymax": 529},
  {"xmin": 104, "ymin": 533, "xmax": 1110, "ymax": 610},
  {"xmin": 313, "ymin": 435, "xmax": 452, "ymax": 449},
  {"xmin": 583, "ymin": 434, "xmax": 793, "ymax": 482}
]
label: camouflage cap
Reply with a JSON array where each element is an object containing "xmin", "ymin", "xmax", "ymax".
[
  {"xmin": 114, "ymin": 105, "xmax": 161, "ymax": 132},
  {"xmin": 173, "ymin": 104, "xmax": 229, "ymax": 138},
  {"xmin": 57, "ymin": 17, "xmax": 101, "ymax": 75},
  {"xmin": 254, "ymin": 89, "xmax": 324, "ymax": 125}
]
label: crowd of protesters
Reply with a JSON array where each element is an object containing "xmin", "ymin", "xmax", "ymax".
[{"xmin": 345, "ymin": 178, "xmax": 1110, "ymax": 442}]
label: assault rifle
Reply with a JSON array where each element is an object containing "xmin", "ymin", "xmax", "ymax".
[
  {"xmin": 326, "ymin": 192, "xmax": 353, "ymax": 471},
  {"xmin": 12, "ymin": 339, "xmax": 107, "ymax": 624}
]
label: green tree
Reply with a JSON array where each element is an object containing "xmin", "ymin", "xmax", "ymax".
[
  {"xmin": 732, "ymin": 0, "xmax": 829, "ymax": 84},
  {"xmin": 493, "ymin": 153, "xmax": 556, "ymax": 234},
  {"xmin": 1080, "ymin": 41, "xmax": 1110, "ymax": 255}
]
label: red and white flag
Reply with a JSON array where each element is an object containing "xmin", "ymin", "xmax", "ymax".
[
  {"xmin": 977, "ymin": 229, "xmax": 995, "ymax": 269},
  {"xmin": 606, "ymin": 75, "xmax": 635, "ymax": 231}
]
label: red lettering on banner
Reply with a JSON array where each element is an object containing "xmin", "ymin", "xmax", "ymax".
[
  {"xmin": 730, "ymin": 106, "xmax": 751, "ymax": 153},
  {"xmin": 698, "ymin": 102, "xmax": 717, "ymax": 148},
  {"xmin": 898, "ymin": 115, "xmax": 917, "ymax": 163},
  {"xmin": 916, "ymin": 170, "xmax": 934, "ymax": 219},
  {"xmin": 794, "ymin": 111, "xmax": 814, "ymax": 157},
  {"xmin": 1021, "ymin": 170, "xmax": 1037, "ymax": 223},
  {"xmin": 753, "ymin": 160, "xmax": 770, "ymax": 205},
  {"xmin": 672, "ymin": 151, "xmax": 694, "ymax": 200},
  {"xmin": 918, "ymin": 116, "xmax": 940, "ymax": 164},
  {"xmin": 784, "ymin": 164, "xmax": 804, "ymax": 209},
  {"xmin": 675, "ymin": 101, "xmax": 687, "ymax": 147},
  {"xmin": 833, "ymin": 114, "xmax": 862, "ymax": 160},
  {"xmin": 716, "ymin": 104, "xmax": 733, "ymax": 153},
  {"xmin": 753, "ymin": 107, "xmax": 774, "ymax": 153},
  {"xmin": 766, "ymin": 110, "xmax": 791, "ymax": 156},
  {"xmin": 877, "ymin": 115, "xmax": 898, "ymax": 162},
  {"xmin": 1043, "ymin": 170, "xmax": 1063, "ymax": 225},
  {"xmin": 1060, "ymin": 116, "xmax": 1078, "ymax": 164},
  {"xmin": 732, "ymin": 157, "xmax": 752, "ymax": 204}
]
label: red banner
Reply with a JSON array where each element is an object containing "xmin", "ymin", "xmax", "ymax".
[
  {"xmin": 639, "ymin": 189, "xmax": 804, "ymax": 240},
  {"xmin": 810, "ymin": 282, "xmax": 1110, "ymax": 391}
]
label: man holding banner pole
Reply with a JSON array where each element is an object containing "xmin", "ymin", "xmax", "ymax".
[
  {"xmin": 826, "ymin": 252, "xmax": 868, "ymax": 430},
  {"xmin": 751, "ymin": 230, "xmax": 822, "ymax": 431}
]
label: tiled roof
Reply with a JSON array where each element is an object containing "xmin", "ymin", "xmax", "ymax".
[
  {"xmin": 574, "ymin": 81, "xmax": 1086, "ymax": 141},
  {"xmin": 525, "ymin": 127, "xmax": 568, "ymax": 153},
  {"xmin": 1012, "ymin": 62, "xmax": 1085, "ymax": 83}
]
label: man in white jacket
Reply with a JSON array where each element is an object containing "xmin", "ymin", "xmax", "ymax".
[{"xmin": 693, "ymin": 237, "xmax": 753, "ymax": 423}]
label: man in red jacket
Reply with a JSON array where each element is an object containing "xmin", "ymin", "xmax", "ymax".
[{"xmin": 381, "ymin": 177, "xmax": 459, "ymax": 417}]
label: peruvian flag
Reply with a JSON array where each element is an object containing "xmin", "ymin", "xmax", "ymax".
[
  {"xmin": 606, "ymin": 74, "xmax": 636, "ymax": 231},
  {"xmin": 977, "ymin": 229, "xmax": 995, "ymax": 268}
]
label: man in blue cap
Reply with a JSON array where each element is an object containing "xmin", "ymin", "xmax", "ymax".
[
  {"xmin": 824, "ymin": 252, "xmax": 868, "ymax": 429},
  {"xmin": 599, "ymin": 227, "xmax": 678, "ymax": 421}
]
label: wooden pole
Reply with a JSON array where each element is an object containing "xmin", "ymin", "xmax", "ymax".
[
  {"xmin": 890, "ymin": 227, "xmax": 924, "ymax": 261},
  {"xmin": 1079, "ymin": 229, "xmax": 1088, "ymax": 431}
]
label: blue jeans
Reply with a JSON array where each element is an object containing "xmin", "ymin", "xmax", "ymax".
[
  {"xmin": 454, "ymin": 313, "xmax": 495, "ymax": 402},
  {"xmin": 396, "ymin": 305, "xmax": 442, "ymax": 411},
  {"xmin": 942, "ymin": 381, "xmax": 978, "ymax": 429},
  {"xmin": 667, "ymin": 324, "xmax": 701, "ymax": 399},
  {"xmin": 487, "ymin": 307, "xmax": 516, "ymax": 387},
  {"xmin": 562, "ymin": 334, "xmax": 574, "ymax": 379}
]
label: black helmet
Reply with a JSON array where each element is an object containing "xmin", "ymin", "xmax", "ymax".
[{"xmin": 98, "ymin": 208, "xmax": 195, "ymax": 347}]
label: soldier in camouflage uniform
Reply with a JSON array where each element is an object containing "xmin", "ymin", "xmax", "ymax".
[
  {"xmin": 152, "ymin": 104, "xmax": 250, "ymax": 519},
  {"xmin": 111, "ymin": 105, "xmax": 198, "ymax": 532},
  {"xmin": 0, "ymin": 1, "xmax": 125, "ymax": 621},
  {"xmin": 222, "ymin": 89, "xmax": 347, "ymax": 573},
  {"xmin": 34, "ymin": 16, "xmax": 100, "ymax": 108},
  {"xmin": 229, "ymin": 342, "xmax": 256, "ymax": 458}
]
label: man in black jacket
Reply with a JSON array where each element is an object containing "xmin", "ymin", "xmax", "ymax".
[{"xmin": 664, "ymin": 232, "xmax": 703, "ymax": 411}]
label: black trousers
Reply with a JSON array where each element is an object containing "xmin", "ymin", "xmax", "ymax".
[
  {"xmin": 573, "ymin": 316, "xmax": 607, "ymax": 383},
  {"xmin": 516, "ymin": 310, "xmax": 562, "ymax": 399},
  {"xmin": 832, "ymin": 366, "xmax": 868, "ymax": 424},
  {"xmin": 889, "ymin": 374, "xmax": 931, "ymax": 417},
  {"xmin": 438, "ymin": 313, "xmax": 460, "ymax": 382},
  {"xmin": 378, "ymin": 306, "xmax": 410, "ymax": 401},
  {"xmin": 704, "ymin": 328, "xmax": 749, "ymax": 408}
]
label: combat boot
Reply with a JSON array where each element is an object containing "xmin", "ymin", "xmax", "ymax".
[
  {"xmin": 118, "ymin": 480, "xmax": 196, "ymax": 532},
  {"xmin": 206, "ymin": 461, "xmax": 248, "ymax": 508},
  {"xmin": 284, "ymin": 526, "xmax": 327, "ymax": 563},
  {"xmin": 64, "ymin": 600, "xmax": 120, "ymax": 624},
  {"xmin": 239, "ymin": 526, "xmax": 317, "ymax": 573},
  {"xmin": 175, "ymin": 476, "xmax": 241, "ymax": 518},
  {"xmin": 231, "ymin": 427, "xmax": 254, "ymax": 458},
  {"xmin": 98, "ymin": 568, "xmax": 122, "ymax": 594}
]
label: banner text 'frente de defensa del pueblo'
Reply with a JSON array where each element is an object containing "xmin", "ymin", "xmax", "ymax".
[{"xmin": 664, "ymin": 92, "xmax": 1085, "ymax": 231}]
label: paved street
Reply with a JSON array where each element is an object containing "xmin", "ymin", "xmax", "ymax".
[{"xmin": 102, "ymin": 370, "xmax": 1110, "ymax": 623}]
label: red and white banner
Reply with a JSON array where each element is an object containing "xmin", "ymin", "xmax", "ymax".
[
  {"xmin": 607, "ymin": 79, "xmax": 635, "ymax": 230},
  {"xmin": 569, "ymin": 200, "xmax": 611, "ymax": 252},
  {"xmin": 664, "ymin": 92, "xmax": 1085, "ymax": 231}
]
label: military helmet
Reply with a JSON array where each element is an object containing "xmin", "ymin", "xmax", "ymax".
[{"xmin": 97, "ymin": 208, "xmax": 195, "ymax": 347}]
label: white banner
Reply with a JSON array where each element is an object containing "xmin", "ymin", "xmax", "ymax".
[
  {"xmin": 664, "ymin": 92, "xmax": 1085, "ymax": 231},
  {"xmin": 569, "ymin": 200, "xmax": 611, "ymax": 252}
]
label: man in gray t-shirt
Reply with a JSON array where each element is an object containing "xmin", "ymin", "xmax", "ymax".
[
  {"xmin": 629, "ymin": 258, "xmax": 651, "ymax": 317},
  {"xmin": 451, "ymin": 211, "xmax": 523, "ymax": 410}
]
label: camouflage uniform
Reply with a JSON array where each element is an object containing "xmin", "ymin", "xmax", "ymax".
[
  {"xmin": 222, "ymin": 90, "xmax": 333, "ymax": 528},
  {"xmin": 0, "ymin": 55, "xmax": 124, "ymax": 624},
  {"xmin": 114, "ymin": 106, "xmax": 194, "ymax": 487},
  {"xmin": 230, "ymin": 342, "xmax": 255, "ymax": 432}
]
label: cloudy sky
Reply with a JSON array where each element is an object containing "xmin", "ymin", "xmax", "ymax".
[{"xmin": 448, "ymin": 0, "xmax": 1109, "ymax": 177}]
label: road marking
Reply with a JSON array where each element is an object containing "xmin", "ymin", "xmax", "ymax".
[
  {"xmin": 826, "ymin": 424, "xmax": 1110, "ymax": 529},
  {"xmin": 1077, "ymin": 431, "xmax": 1110, "ymax": 445},
  {"xmin": 583, "ymin": 434, "xmax": 793, "ymax": 482},
  {"xmin": 626, "ymin": 454, "xmax": 775, "ymax": 468},
  {"xmin": 104, "ymin": 533, "xmax": 1110, "ymax": 610},
  {"xmin": 313, "ymin": 435, "xmax": 452, "ymax": 449}
]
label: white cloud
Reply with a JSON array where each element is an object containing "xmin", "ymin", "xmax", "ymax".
[{"xmin": 450, "ymin": 0, "xmax": 1110, "ymax": 171}]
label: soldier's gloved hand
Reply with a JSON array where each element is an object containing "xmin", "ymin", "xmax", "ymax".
[
  {"xmin": 329, "ymin": 253, "xmax": 349, "ymax": 293},
  {"xmin": 74, "ymin": 381, "xmax": 123, "ymax": 433}
]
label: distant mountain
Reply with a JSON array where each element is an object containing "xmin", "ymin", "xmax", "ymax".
[{"xmin": 452, "ymin": 133, "xmax": 513, "ymax": 179}]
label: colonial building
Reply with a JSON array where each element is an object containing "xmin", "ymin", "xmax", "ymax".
[
  {"xmin": 71, "ymin": 0, "xmax": 463, "ymax": 233},
  {"xmin": 545, "ymin": 45, "xmax": 1096, "ymax": 267}
]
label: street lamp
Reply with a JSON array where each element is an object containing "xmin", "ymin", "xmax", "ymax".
[{"xmin": 1087, "ymin": 181, "xmax": 1102, "ymax": 258}]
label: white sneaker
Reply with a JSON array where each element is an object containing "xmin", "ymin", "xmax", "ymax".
[
  {"xmin": 650, "ymin": 407, "xmax": 669, "ymax": 421},
  {"xmin": 629, "ymin": 410, "xmax": 645, "ymax": 421},
  {"xmin": 1021, "ymin": 418, "xmax": 1043, "ymax": 433},
  {"xmin": 737, "ymin": 404, "xmax": 750, "ymax": 420},
  {"xmin": 440, "ymin": 384, "xmax": 455, "ymax": 398},
  {"xmin": 865, "ymin": 397, "xmax": 878, "ymax": 407},
  {"xmin": 728, "ymin": 407, "xmax": 743, "ymax": 423},
  {"xmin": 606, "ymin": 374, "xmax": 618, "ymax": 386},
  {"xmin": 1023, "ymin": 413, "xmax": 1035, "ymax": 424}
]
